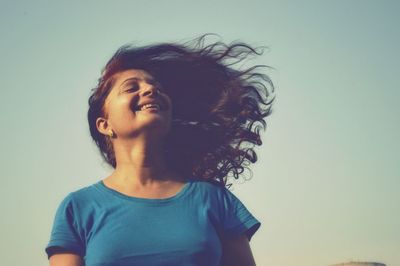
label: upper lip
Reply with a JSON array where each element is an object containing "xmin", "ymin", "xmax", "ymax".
[{"xmin": 136, "ymin": 100, "xmax": 163, "ymax": 111}]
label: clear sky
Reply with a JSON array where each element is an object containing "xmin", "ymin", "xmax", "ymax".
[{"xmin": 0, "ymin": 1, "xmax": 399, "ymax": 265}]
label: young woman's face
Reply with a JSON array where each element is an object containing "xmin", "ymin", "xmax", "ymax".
[{"xmin": 99, "ymin": 69, "xmax": 173, "ymax": 140}]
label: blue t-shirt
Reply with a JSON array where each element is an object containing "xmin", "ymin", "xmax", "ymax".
[{"xmin": 45, "ymin": 177, "xmax": 261, "ymax": 266}]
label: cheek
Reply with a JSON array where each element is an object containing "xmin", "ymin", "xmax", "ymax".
[{"xmin": 109, "ymin": 99, "xmax": 135, "ymax": 121}]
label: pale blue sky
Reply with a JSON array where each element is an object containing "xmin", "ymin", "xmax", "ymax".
[{"xmin": 0, "ymin": 1, "xmax": 399, "ymax": 265}]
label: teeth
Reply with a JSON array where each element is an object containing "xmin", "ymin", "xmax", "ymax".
[{"xmin": 139, "ymin": 103, "xmax": 160, "ymax": 111}]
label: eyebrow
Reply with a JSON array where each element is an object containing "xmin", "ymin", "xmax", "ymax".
[{"xmin": 119, "ymin": 77, "xmax": 158, "ymax": 89}]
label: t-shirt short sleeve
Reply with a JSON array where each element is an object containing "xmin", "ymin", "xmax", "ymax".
[
  {"xmin": 220, "ymin": 187, "xmax": 261, "ymax": 241},
  {"xmin": 45, "ymin": 193, "xmax": 85, "ymax": 259}
]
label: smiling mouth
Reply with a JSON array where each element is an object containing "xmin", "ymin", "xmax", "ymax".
[{"xmin": 135, "ymin": 104, "xmax": 162, "ymax": 112}]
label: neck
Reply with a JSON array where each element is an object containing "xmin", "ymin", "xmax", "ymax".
[{"xmin": 108, "ymin": 137, "xmax": 182, "ymax": 187}]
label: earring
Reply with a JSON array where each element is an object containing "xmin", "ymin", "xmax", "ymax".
[{"xmin": 109, "ymin": 130, "xmax": 114, "ymax": 138}]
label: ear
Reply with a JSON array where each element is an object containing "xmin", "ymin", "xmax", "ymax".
[{"xmin": 96, "ymin": 116, "xmax": 112, "ymax": 136}]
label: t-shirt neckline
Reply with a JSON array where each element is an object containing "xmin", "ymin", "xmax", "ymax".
[{"xmin": 95, "ymin": 178, "xmax": 194, "ymax": 204}]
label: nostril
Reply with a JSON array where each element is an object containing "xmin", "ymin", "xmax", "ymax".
[{"xmin": 143, "ymin": 87, "xmax": 158, "ymax": 95}]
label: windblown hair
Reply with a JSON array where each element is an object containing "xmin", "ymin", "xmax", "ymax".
[{"xmin": 87, "ymin": 33, "xmax": 275, "ymax": 188}]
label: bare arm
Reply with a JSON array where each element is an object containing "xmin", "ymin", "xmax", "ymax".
[
  {"xmin": 220, "ymin": 233, "xmax": 257, "ymax": 266},
  {"xmin": 49, "ymin": 250, "xmax": 84, "ymax": 266}
]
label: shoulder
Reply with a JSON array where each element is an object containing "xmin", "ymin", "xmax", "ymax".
[
  {"xmin": 188, "ymin": 177, "xmax": 234, "ymax": 206},
  {"xmin": 56, "ymin": 182, "xmax": 99, "ymax": 213},
  {"xmin": 190, "ymin": 177, "xmax": 227, "ymax": 194},
  {"xmin": 70, "ymin": 181, "xmax": 101, "ymax": 200},
  {"xmin": 191, "ymin": 178, "xmax": 238, "ymax": 198},
  {"xmin": 190, "ymin": 177, "xmax": 225, "ymax": 188}
]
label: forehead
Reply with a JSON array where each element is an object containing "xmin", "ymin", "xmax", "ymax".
[
  {"xmin": 107, "ymin": 69, "xmax": 155, "ymax": 97},
  {"xmin": 112, "ymin": 69, "xmax": 154, "ymax": 86}
]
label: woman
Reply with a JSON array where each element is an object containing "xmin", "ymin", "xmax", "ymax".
[{"xmin": 45, "ymin": 33, "xmax": 275, "ymax": 266}]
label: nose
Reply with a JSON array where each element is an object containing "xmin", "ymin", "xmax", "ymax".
[{"xmin": 141, "ymin": 85, "xmax": 160, "ymax": 97}]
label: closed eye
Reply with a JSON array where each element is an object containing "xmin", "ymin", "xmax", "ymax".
[
  {"xmin": 126, "ymin": 83, "xmax": 139, "ymax": 92},
  {"xmin": 124, "ymin": 81, "xmax": 164, "ymax": 93}
]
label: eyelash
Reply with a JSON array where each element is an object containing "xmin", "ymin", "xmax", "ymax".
[
  {"xmin": 126, "ymin": 83, "xmax": 163, "ymax": 93},
  {"xmin": 125, "ymin": 82, "xmax": 139, "ymax": 92}
]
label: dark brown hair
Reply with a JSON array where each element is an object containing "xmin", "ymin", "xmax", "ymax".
[{"xmin": 87, "ymin": 33, "xmax": 275, "ymax": 188}]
